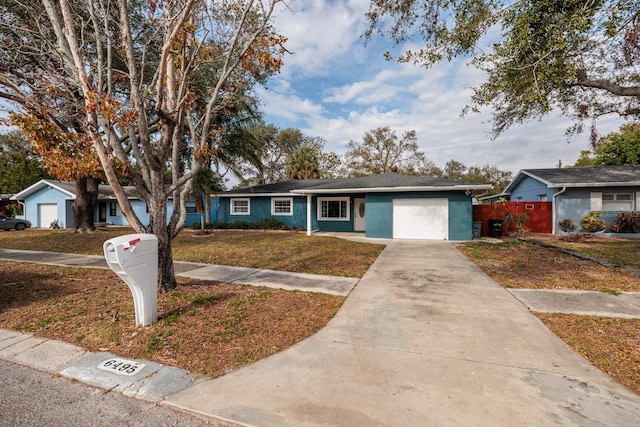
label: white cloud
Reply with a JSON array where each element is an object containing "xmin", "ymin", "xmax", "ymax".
[
  {"xmin": 274, "ymin": 0, "xmax": 370, "ymax": 77},
  {"xmin": 260, "ymin": 0, "xmax": 628, "ymax": 176}
]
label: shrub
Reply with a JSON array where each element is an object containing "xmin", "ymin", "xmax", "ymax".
[
  {"xmin": 610, "ymin": 211, "xmax": 640, "ymax": 233},
  {"xmin": 580, "ymin": 212, "xmax": 606, "ymax": 233},
  {"xmin": 255, "ymin": 216, "xmax": 285, "ymax": 230},
  {"xmin": 230, "ymin": 220, "xmax": 250, "ymax": 229},
  {"xmin": 558, "ymin": 219, "xmax": 577, "ymax": 233},
  {"xmin": 504, "ymin": 211, "xmax": 529, "ymax": 235}
]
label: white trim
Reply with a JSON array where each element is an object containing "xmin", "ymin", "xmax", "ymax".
[
  {"xmin": 306, "ymin": 194, "xmax": 312, "ymax": 235},
  {"xmin": 219, "ymin": 193, "xmax": 297, "ymax": 198},
  {"xmin": 11, "ymin": 179, "xmax": 76, "ymax": 200},
  {"xmin": 230, "ymin": 198, "xmax": 250, "ymax": 215},
  {"xmin": 602, "ymin": 192, "xmax": 634, "ymax": 211},
  {"xmin": 636, "ymin": 192, "xmax": 640, "ymax": 211},
  {"xmin": 271, "ymin": 197, "xmax": 293, "ymax": 216},
  {"xmin": 293, "ymin": 185, "xmax": 490, "ymax": 195},
  {"xmin": 317, "ymin": 197, "xmax": 350, "ymax": 221},
  {"xmin": 590, "ymin": 192, "xmax": 603, "ymax": 211},
  {"xmin": 552, "ymin": 187, "xmax": 567, "ymax": 234}
]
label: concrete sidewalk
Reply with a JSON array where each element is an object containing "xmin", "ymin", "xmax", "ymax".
[
  {"xmin": 0, "ymin": 248, "xmax": 358, "ymax": 296},
  {"xmin": 2, "ymin": 242, "xmax": 640, "ymax": 426}
]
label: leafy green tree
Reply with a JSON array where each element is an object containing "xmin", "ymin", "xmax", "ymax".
[
  {"xmin": 593, "ymin": 123, "xmax": 640, "ymax": 165},
  {"xmin": 366, "ymin": 1, "xmax": 640, "ymax": 136},
  {"xmin": 571, "ymin": 150, "xmax": 597, "ymax": 167},
  {"xmin": 234, "ymin": 124, "xmax": 341, "ymax": 184},
  {"xmin": 442, "ymin": 160, "xmax": 468, "ymax": 181},
  {"xmin": 344, "ymin": 127, "xmax": 433, "ymax": 177},
  {"xmin": 286, "ymin": 145, "xmax": 321, "ymax": 179},
  {"xmin": 0, "ymin": 131, "xmax": 51, "ymax": 194},
  {"xmin": 0, "ymin": 0, "xmax": 288, "ymax": 292},
  {"xmin": 191, "ymin": 167, "xmax": 223, "ymax": 231}
]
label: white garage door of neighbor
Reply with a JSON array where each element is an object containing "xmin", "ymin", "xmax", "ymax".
[
  {"xmin": 38, "ymin": 204, "xmax": 58, "ymax": 228},
  {"xmin": 393, "ymin": 198, "xmax": 449, "ymax": 240}
]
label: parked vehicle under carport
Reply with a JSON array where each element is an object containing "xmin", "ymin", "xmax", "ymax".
[{"xmin": 0, "ymin": 215, "xmax": 31, "ymax": 231}]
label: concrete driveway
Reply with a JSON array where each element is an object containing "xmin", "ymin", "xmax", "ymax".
[{"xmin": 166, "ymin": 240, "xmax": 640, "ymax": 426}]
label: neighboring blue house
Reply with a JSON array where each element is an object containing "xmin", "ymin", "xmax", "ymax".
[
  {"xmin": 502, "ymin": 166, "xmax": 640, "ymax": 233},
  {"xmin": 10, "ymin": 179, "xmax": 218, "ymax": 229},
  {"xmin": 219, "ymin": 173, "xmax": 490, "ymax": 240}
]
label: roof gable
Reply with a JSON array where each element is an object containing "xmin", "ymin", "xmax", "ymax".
[
  {"xmin": 504, "ymin": 165, "xmax": 640, "ymax": 193},
  {"xmin": 11, "ymin": 179, "xmax": 76, "ymax": 200},
  {"xmin": 11, "ymin": 179, "xmax": 140, "ymax": 201}
]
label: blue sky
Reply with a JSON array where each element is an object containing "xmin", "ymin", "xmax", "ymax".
[{"xmin": 257, "ymin": 0, "xmax": 625, "ymax": 174}]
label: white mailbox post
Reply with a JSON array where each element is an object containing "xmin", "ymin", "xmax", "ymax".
[{"xmin": 103, "ymin": 234, "xmax": 158, "ymax": 326}]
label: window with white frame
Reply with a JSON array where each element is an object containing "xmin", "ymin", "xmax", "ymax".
[
  {"xmin": 318, "ymin": 197, "xmax": 350, "ymax": 221},
  {"xmin": 603, "ymin": 193, "xmax": 633, "ymax": 211},
  {"xmin": 109, "ymin": 202, "xmax": 119, "ymax": 217},
  {"xmin": 231, "ymin": 198, "xmax": 250, "ymax": 215},
  {"xmin": 271, "ymin": 197, "xmax": 293, "ymax": 216},
  {"xmin": 537, "ymin": 194, "xmax": 547, "ymax": 202}
]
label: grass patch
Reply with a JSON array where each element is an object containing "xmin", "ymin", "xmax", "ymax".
[
  {"xmin": 191, "ymin": 294, "xmax": 223, "ymax": 305},
  {"xmin": 0, "ymin": 261, "xmax": 344, "ymax": 378},
  {"xmin": 537, "ymin": 314, "xmax": 640, "ymax": 395},
  {"xmin": 0, "ymin": 228, "xmax": 384, "ymax": 278},
  {"xmin": 459, "ymin": 239, "xmax": 640, "ymax": 395},
  {"xmin": 458, "ymin": 239, "xmax": 640, "ymax": 292},
  {"xmin": 547, "ymin": 239, "xmax": 640, "ymax": 268}
]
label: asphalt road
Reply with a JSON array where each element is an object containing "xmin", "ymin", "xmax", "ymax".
[{"xmin": 0, "ymin": 360, "xmax": 219, "ymax": 427}]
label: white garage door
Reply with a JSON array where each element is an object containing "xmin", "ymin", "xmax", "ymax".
[
  {"xmin": 38, "ymin": 204, "xmax": 58, "ymax": 228},
  {"xmin": 393, "ymin": 198, "xmax": 449, "ymax": 240}
]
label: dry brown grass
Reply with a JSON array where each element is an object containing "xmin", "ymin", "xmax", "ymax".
[
  {"xmin": 0, "ymin": 228, "xmax": 382, "ymax": 379},
  {"xmin": 0, "ymin": 228, "xmax": 384, "ymax": 278},
  {"xmin": 459, "ymin": 239, "xmax": 640, "ymax": 292},
  {"xmin": 538, "ymin": 314, "xmax": 640, "ymax": 395},
  {"xmin": 0, "ymin": 261, "xmax": 343, "ymax": 378},
  {"xmin": 459, "ymin": 238, "xmax": 640, "ymax": 395}
]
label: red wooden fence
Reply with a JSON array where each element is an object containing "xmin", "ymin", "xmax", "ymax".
[{"xmin": 473, "ymin": 202, "xmax": 553, "ymax": 236}]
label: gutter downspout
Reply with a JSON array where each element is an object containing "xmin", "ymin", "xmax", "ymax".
[
  {"xmin": 306, "ymin": 194, "xmax": 312, "ymax": 236},
  {"xmin": 552, "ymin": 187, "xmax": 567, "ymax": 234}
]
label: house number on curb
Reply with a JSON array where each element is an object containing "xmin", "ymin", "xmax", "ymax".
[{"xmin": 97, "ymin": 358, "xmax": 145, "ymax": 376}]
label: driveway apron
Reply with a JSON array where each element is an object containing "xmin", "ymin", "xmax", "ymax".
[{"xmin": 165, "ymin": 240, "xmax": 640, "ymax": 426}]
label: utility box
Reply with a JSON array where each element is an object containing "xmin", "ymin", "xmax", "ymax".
[{"xmin": 103, "ymin": 234, "xmax": 158, "ymax": 326}]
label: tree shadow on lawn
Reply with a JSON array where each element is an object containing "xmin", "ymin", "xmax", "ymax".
[{"xmin": 0, "ymin": 262, "xmax": 80, "ymax": 313}]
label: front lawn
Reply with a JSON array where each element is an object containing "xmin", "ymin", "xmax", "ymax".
[
  {"xmin": 0, "ymin": 228, "xmax": 383, "ymax": 380},
  {"xmin": 459, "ymin": 238, "xmax": 640, "ymax": 395},
  {"xmin": 0, "ymin": 228, "xmax": 385, "ymax": 278}
]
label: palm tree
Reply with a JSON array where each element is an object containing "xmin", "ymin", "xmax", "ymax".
[
  {"xmin": 286, "ymin": 145, "xmax": 320, "ymax": 179},
  {"xmin": 191, "ymin": 167, "xmax": 223, "ymax": 231}
]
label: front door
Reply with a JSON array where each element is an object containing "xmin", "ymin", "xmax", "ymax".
[
  {"xmin": 98, "ymin": 202, "xmax": 107, "ymax": 223},
  {"xmin": 354, "ymin": 198, "xmax": 366, "ymax": 232}
]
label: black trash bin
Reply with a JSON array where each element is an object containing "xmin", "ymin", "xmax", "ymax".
[{"xmin": 488, "ymin": 219, "xmax": 503, "ymax": 237}]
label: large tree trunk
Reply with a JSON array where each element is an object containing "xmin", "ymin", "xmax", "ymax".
[
  {"xmin": 148, "ymin": 191, "xmax": 177, "ymax": 293},
  {"xmin": 71, "ymin": 176, "xmax": 99, "ymax": 233}
]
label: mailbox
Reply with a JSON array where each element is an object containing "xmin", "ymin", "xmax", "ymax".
[{"xmin": 103, "ymin": 234, "xmax": 158, "ymax": 326}]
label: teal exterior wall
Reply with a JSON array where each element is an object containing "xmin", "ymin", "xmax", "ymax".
[
  {"xmin": 365, "ymin": 191, "xmax": 473, "ymax": 240},
  {"xmin": 365, "ymin": 194, "xmax": 392, "ymax": 238},
  {"xmin": 447, "ymin": 192, "xmax": 474, "ymax": 240},
  {"xmin": 219, "ymin": 196, "xmax": 309, "ymax": 229},
  {"xmin": 221, "ymin": 191, "xmax": 474, "ymax": 240}
]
